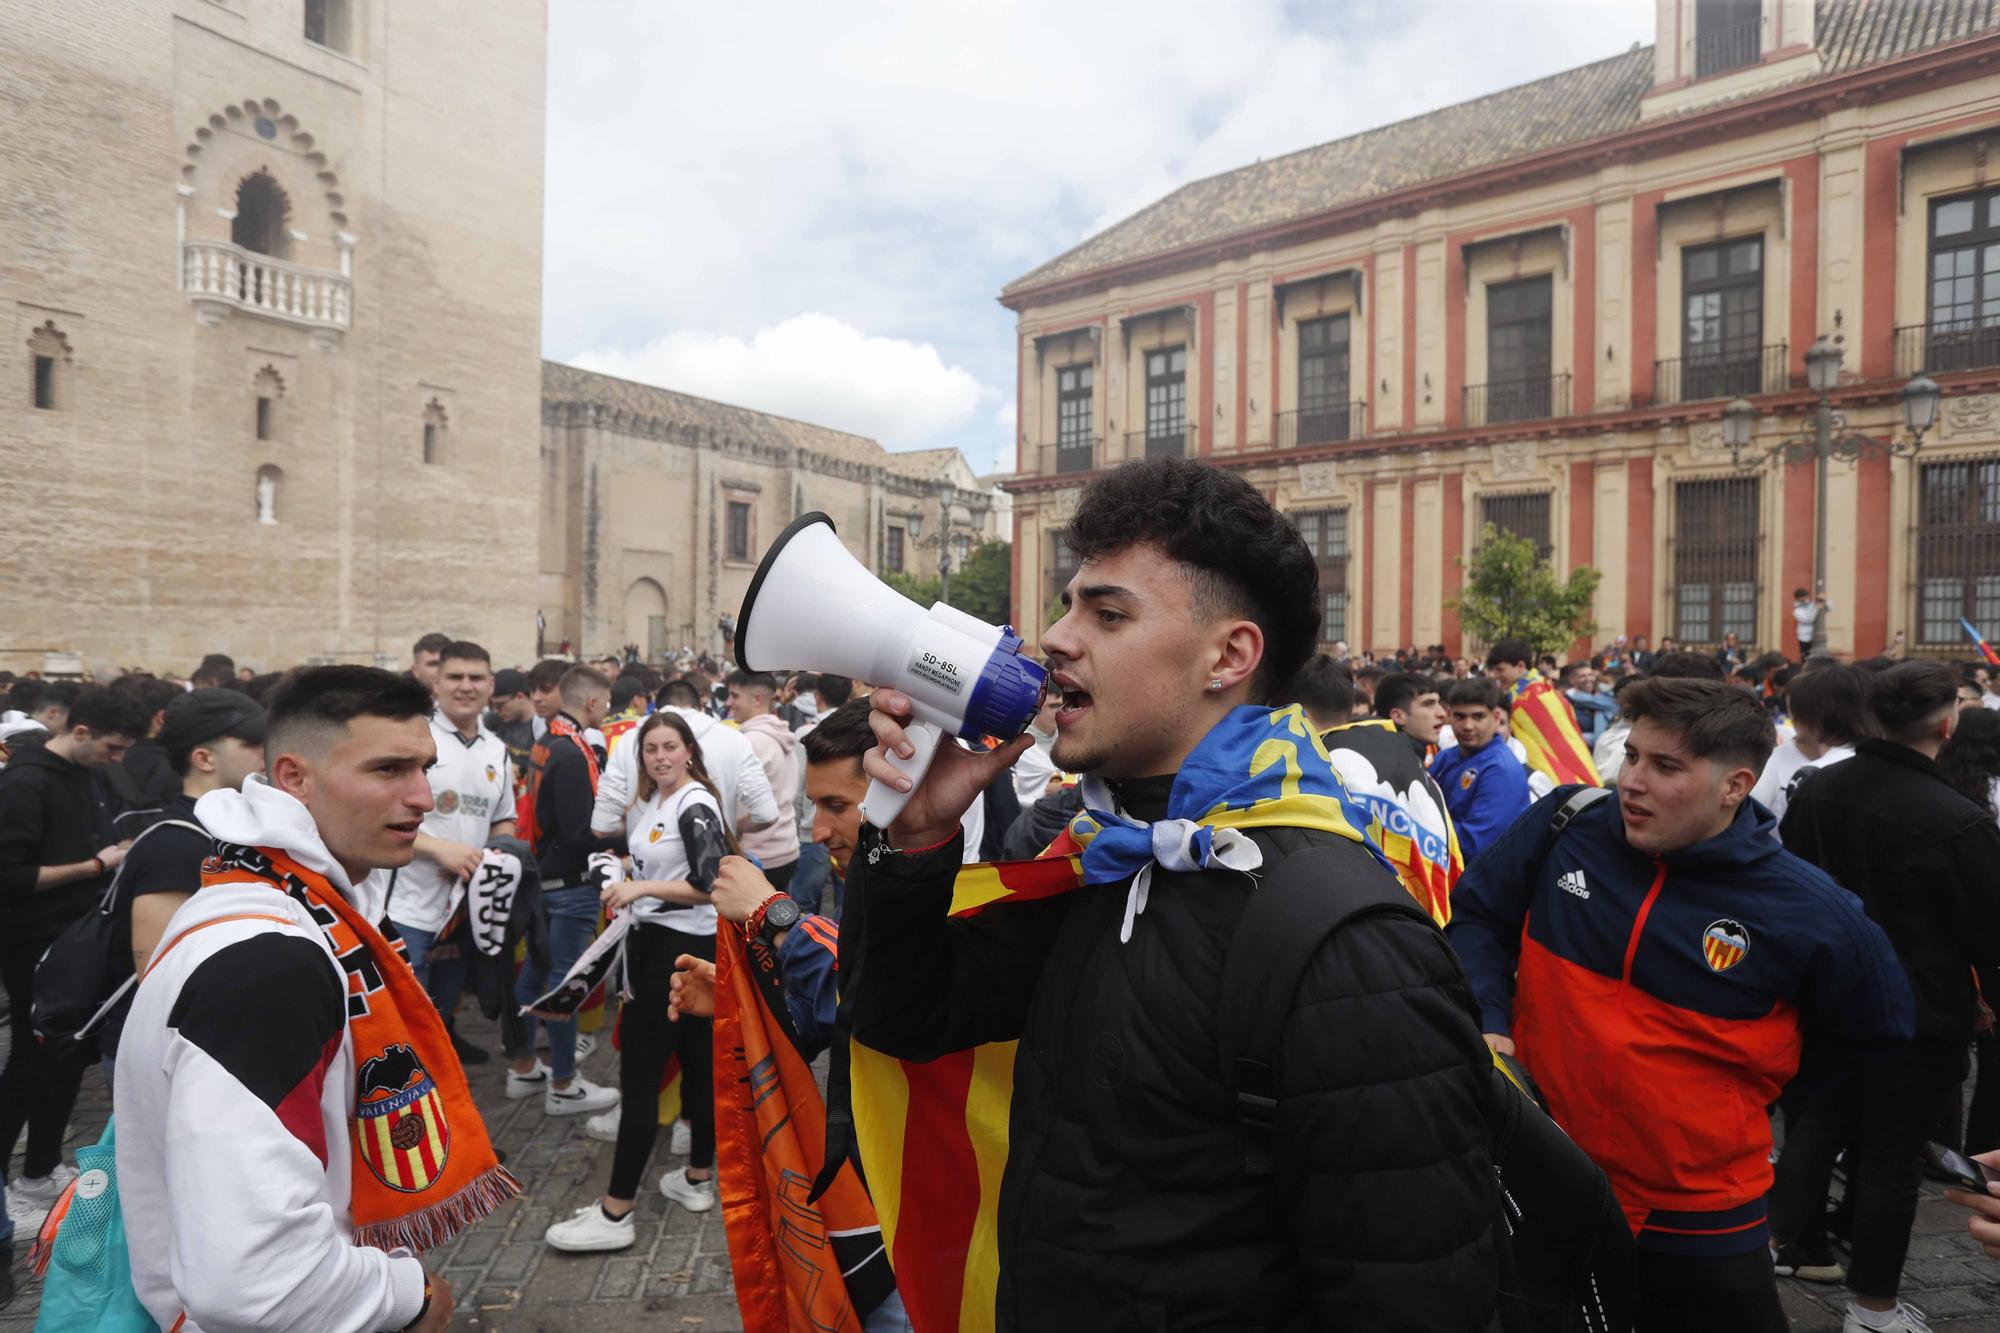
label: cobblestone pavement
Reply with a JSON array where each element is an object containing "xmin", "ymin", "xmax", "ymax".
[{"xmin": 4, "ymin": 1002, "xmax": 1999, "ymax": 1329}]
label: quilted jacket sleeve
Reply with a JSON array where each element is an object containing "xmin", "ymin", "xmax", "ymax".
[{"xmin": 1275, "ymin": 911, "xmax": 1504, "ymax": 1331}]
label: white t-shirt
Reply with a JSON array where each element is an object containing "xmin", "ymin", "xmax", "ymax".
[
  {"xmin": 1792, "ymin": 602, "xmax": 1816, "ymax": 639},
  {"xmin": 1012, "ymin": 738, "xmax": 1058, "ymax": 806},
  {"xmin": 390, "ymin": 714, "xmax": 516, "ymax": 933},
  {"xmin": 627, "ymin": 782, "xmax": 723, "ymax": 936},
  {"xmin": 592, "ymin": 706, "xmax": 778, "ymax": 839},
  {"xmin": 1751, "ymin": 738, "xmax": 1855, "ymax": 827}
]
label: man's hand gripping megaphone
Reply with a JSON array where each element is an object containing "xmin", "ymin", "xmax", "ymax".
[{"xmin": 861, "ymin": 688, "xmax": 1037, "ymax": 851}]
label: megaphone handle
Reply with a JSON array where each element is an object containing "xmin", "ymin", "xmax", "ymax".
[{"xmin": 861, "ymin": 721, "xmax": 944, "ymax": 830}]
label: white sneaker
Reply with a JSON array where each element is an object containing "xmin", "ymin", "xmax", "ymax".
[
  {"xmin": 1844, "ymin": 1303, "xmax": 1933, "ymax": 1333},
  {"xmin": 13, "ymin": 1165, "xmax": 75, "ymax": 1206},
  {"xmin": 574, "ymin": 1033, "xmax": 597, "ymax": 1061},
  {"xmin": 545, "ymin": 1075, "xmax": 619, "ymax": 1117},
  {"xmin": 505, "ymin": 1060, "xmax": 551, "ymax": 1100},
  {"xmin": 583, "ymin": 1107, "xmax": 622, "ymax": 1143},
  {"xmin": 544, "ymin": 1203, "xmax": 636, "ymax": 1252},
  {"xmin": 670, "ymin": 1119, "xmax": 692, "ymax": 1156},
  {"xmin": 4, "ymin": 1187, "xmax": 47, "ymax": 1237},
  {"xmin": 658, "ymin": 1166, "xmax": 714, "ymax": 1213}
]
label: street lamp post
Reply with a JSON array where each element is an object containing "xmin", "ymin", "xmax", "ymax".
[{"xmin": 1720, "ymin": 334, "xmax": 1939, "ymax": 600}]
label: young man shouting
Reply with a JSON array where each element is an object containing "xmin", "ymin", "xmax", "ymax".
[
  {"xmin": 118, "ymin": 667, "xmax": 517, "ymax": 1332},
  {"xmin": 1446, "ymin": 678, "xmax": 1912, "ymax": 1333},
  {"xmin": 846, "ymin": 458, "xmax": 1504, "ymax": 1330}
]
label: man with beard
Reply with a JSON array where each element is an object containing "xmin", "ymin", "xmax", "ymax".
[{"xmin": 844, "ymin": 458, "xmax": 1503, "ymax": 1330}]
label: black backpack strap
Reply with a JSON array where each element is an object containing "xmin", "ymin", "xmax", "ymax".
[
  {"xmin": 1218, "ymin": 833, "xmax": 1432, "ymax": 1175},
  {"xmin": 1543, "ymin": 785, "xmax": 1613, "ymax": 852}
]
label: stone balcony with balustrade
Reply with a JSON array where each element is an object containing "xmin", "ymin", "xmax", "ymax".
[{"xmin": 182, "ymin": 239, "xmax": 351, "ymax": 345}]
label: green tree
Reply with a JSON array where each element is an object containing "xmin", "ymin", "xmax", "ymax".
[
  {"xmin": 1447, "ymin": 523, "xmax": 1601, "ymax": 657},
  {"xmin": 880, "ymin": 540, "xmax": 1014, "ymax": 627}
]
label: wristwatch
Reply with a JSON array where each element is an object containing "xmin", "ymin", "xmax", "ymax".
[{"xmin": 756, "ymin": 893, "xmax": 802, "ymax": 942}]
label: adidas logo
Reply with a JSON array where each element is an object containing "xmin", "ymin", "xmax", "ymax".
[{"xmin": 1557, "ymin": 870, "xmax": 1590, "ymax": 900}]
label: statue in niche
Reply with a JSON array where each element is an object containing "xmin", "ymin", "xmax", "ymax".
[{"xmin": 257, "ymin": 470, "xmax": 277, "ymax": 524}]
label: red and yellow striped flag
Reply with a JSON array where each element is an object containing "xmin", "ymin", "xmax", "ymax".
[
  {"xmin": 1508, "ymin": 672, "xmax": 1602, "ymax": 787},
  {"xmin": 849, "ymin": 848, "xmax": 1086, "ymax": 1333}
]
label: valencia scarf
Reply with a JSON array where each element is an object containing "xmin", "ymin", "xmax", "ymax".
[
  {"xmin": 848, "ymin": 703, "xmax": 1395, "ymax": 1332},
  {"xmin": 202, "ymin": 844, "xmax": 521, "ymax": 1253},
  {"xmin": 519, "ymin": 712, "xmax": 600, "ymax": 852}
]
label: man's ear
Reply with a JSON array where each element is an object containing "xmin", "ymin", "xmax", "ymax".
[
  {"xmin": 1204, "ymin": 619, "xmax": 1265, "ymax": 696},
  {"xmin": 269, "ymin": 751, "xmax": 312, "ymax": 800},
  {"xmin": 189, "ymin": 743, "xmax": 218, "ymax": 777},
  {"xmin": 1718, "ymin": 762, "xmax": 1757, "ymax": 809}
]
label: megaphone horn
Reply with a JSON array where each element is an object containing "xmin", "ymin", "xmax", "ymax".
[{"xmin": 737, "ymin": 512, "xmax": 1047, "ymax": 830}]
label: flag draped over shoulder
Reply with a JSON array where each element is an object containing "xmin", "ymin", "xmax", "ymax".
[
  {"xmin": 1507, "ymin": 670, "xmax": 1602, "ymax": 787},
  {"xmin": 1321, "ymin": 718, "xmax": 1460, "ymax": 925},
  {"xmin": 713, "ymin": 918, "xmax": 892, "ymax": 1332},
  {"xmin": 849, "ymin": 705, "xmax": 1398, "ymax": 1333}
]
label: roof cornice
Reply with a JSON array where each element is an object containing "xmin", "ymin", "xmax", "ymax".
[{"xmin": 1001, "ymin": 28, "xmax": 2000, "ymax": 311}]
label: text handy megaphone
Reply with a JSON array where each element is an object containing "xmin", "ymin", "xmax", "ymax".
[{"xmin": 736, "ymin": 512, "xmax": 1048, "ymax": 830}]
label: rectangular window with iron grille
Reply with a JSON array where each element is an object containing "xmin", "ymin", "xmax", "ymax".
[
  {"xmin": 1916, "ymin": 456, "xmax": 2000, "ymax": 644},
  {"xmin": 1293, "ymin": 508, "xmax": 1350, "ymax": 645},
  {"xmin": 1485, "ymin": 276, "xmax": 1552, "ymax": 423},
  {"xmin": 1297, "ymin": 315, "xmax": 1351, "ymax": 445},
  {"xmin": 1144, "ymin": 347, "xmax": 1186, "ymax": 458},
  {"xmin": 726, "ymin": 501, "xmax": 752, "ymax": 561},
  {"xmin": 1047, "ymin": 530, "xmax": 1079, "ymax": 613},
  {"xmin": 1694, "ymin": 0, "xmax": 1761, "ymax": 77},
  {"xmin": 885, "ymin": 525, "xmax": 905, "ymax": 574},
  {"xmin": 1673, "ymin": 477, "xmax": 1760, "ymax": 645},
  {"xmin": 1057, "ymin": 364, "xmax": 1094, "ymax": 474},
  {"xmin": 1682, "ymin": 237, "xmax": 1764, "ymax": 400},
  {"xmin": 1924, "ymin": 189, "xmax": 2000, "ymax": 374},
  {"xmin": 1479, "ymin": 491, "xmax": 1553, "ymax": 561}
]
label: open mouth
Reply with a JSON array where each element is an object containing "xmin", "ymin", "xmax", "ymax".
[
  {"xmin": 1054, "ymin": 680, "xmax": 1093, "ymax": 726},
  {"xmin": 387, "ymin": 820, "xmax": 422, "ymax": 841}
]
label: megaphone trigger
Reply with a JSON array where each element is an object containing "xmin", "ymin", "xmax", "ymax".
[{"xmin": 859, "ymin": 719, "xmax": 943, "ymax": 829}]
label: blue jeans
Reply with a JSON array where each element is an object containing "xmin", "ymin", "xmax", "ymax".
[
  {"xmin": 397, "ymin": 921, "xmax": 467, "ymax": 1021},
  {"xmin": 513, "ymin": 885, "xmax": 602, "ymax": 1082},
  {"xmin": 789, "ymin": 842, "xmax": 832, "ymax": 914}
]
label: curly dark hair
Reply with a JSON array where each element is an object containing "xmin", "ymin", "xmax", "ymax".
[
  {"xmin": 1064, "ymin": 458, "xmax": 1318, "ymax": 700},
  {"xmin": 1939, "ymin": 705, "xmax": 2000, "ymax": 816}
]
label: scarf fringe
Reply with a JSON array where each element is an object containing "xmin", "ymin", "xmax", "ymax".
[{"xmin": 353, "ymin": 1164, "xmax": 523, "ymax": 1254}]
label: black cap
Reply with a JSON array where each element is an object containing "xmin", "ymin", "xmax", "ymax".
[
  {"xmin": 158, "ymin": 688, "xmax": 267, "ymax": 757},
  {"xmin": 493, "ymin": 668, "xmax": 528, "ymax": 698}
]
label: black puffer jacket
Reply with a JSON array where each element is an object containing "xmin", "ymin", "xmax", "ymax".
[{"xmin": 844, "ymin": 777, "xmax": 1503, "ymax": 1332}]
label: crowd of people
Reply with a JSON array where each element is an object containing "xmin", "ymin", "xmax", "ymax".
[{"xmin": 0, "ymin": 456, "xmax": 1998, "ymax": 1331}]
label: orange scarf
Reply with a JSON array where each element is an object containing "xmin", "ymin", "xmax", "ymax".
[
  {"xmin": 202, "ymin": 845, "xmax": 521, "ymax": 1252},
  {"xmin": 519, "ymin": 713, "xmax": 600, "ymax": 853}
]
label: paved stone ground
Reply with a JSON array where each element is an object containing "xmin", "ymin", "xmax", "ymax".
[
  {"xmin": 0, "ymin": 1003, "xmax": 747, "ymax": 1331},
  {"xmin": 3, "ymin": 1000, "xmax": 1999, "ymax": 1329}
]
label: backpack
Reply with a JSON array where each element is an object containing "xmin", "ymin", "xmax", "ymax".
[
  {"xmin": 30, "ymin": 1118, "xmax": 155, "ymax": 1333},
  {"xmin": 1220, "ymin": 787, "xmax": 1632, "ymax": 1333},
  {"xmin": 32, "ymin": 819, "xmax": 206, "ymax": 1066}
]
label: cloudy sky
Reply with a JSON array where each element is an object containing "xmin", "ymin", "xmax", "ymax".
[{"xmin": 544, "ymin": 0, "xmax": 1656, "ymax": 475}]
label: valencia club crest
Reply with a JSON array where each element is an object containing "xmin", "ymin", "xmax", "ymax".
[
  {"xmin": 355, "ymin": 1043, "xmax": 451, "ymax": 1192},
  {"xmin": 1702, "ymin": 919, "xmax": 1751, "ymax": 973}
]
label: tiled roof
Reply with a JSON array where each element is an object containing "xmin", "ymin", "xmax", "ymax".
[
  {"xmin": 540, "ymin": 361, "xmax": 970, "ymax": 483},
  {"xmin": 1005, "ymin": 0, "xmax": 2000, "ymax": 298}
]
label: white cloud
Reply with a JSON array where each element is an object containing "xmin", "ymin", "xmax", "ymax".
[
  {"xmin": 546, "ymin": 0, "xmax": 1659, "ymax": 472},
  {"xmin": 569, "ymin": 313, "xmax": 985, "ymax": 450}
]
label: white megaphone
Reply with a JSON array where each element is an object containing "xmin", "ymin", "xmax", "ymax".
[{"xmin": 736, "ymin": 512, "xmax": 1049, "ymax": 830}]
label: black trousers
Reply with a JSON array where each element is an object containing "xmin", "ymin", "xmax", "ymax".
[
  {"xmin": 1633, "ymin": 1248, "xmax": 1789, "ymax": 1333},
  {"xmin": 609, "ymin": 923, "xmax": 716, "ymax": 1200},
  {"xmin": 1770, "ymin": 1043, "xmax": 1965, "ymax": 1299},
  {"xmin": 1966, "ymin": 1033, "xmax": 2000, "ymax": 1156},
  {"xmin": 0, "ymin": 940, "xmax": 85, "ymax": 1180}
]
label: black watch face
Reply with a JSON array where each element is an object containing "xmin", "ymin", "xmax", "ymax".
[{"xmin": 765, "ymin": 896, "xmax": 801, "ymax": 931}]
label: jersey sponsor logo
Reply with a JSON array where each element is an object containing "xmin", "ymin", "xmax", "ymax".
[
  {"xmin": 435, "ymin": 790, "xmax": 460, "ymax": 815},
  {"xmin": 355, "ymin": 1042, "xmax": 451, "ymax": 1192},
  {"xmin": 1702, "ymin": 918, "xmax": 1750, "ymax": 973},
  {"xmin": 1557, "ymin": 869, "xmax": 1590, "ymax": 900}
]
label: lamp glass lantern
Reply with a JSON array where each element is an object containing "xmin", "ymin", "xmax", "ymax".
[
  {"xmin": 1902, "ymin": 374, "xmax": 1941, "ymax": 436},
  {"xmin": 1721, "ymin": 397, "xmax": 1756, "ymax": 452},
  {"xmin": 1804, "ymin": 336, "xmax": 1843, "ymax": 394},
  {"xmin": 906, "ymin": 511, "xmax": 924, "ymax": 541}
]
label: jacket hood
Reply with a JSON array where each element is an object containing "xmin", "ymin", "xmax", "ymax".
[
  {"xmin": 739, "ymin": 712, "xmax": 799, "ymax": 754},
  {"xmin": 195, "ymin": 775, "xmax": 354, "ymax": 893},
  {"xmin": 1646, "ymin": 792, "xmax": 1783, "ymax": 870},
  {"xmin": 3, "ymin": 741, "xmax": 81, "ymax": 776}
]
